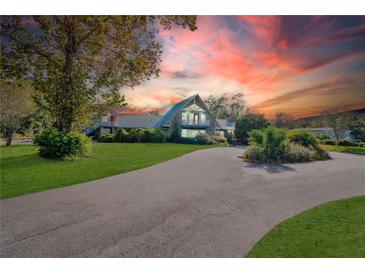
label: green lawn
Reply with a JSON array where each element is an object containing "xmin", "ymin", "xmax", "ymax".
[
  {"xmin": 321, "ymin": 144, "xmax": 365, "ymax": 155},
  {"xmin": 246, "ymin": 196, "xmax": 365, "ymax": 257},
  {"xmin": 0, "ymin": 143, "xmax": 220, "ymax": 199}
]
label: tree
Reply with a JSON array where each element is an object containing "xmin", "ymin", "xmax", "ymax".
[
  {"xmin": 205, "ymin": 94, "xmax": 229, "ymax": 118},
  {"xmin": 321, "ymin": 108, "xmax": 351, "ymax": 145},
  {"xmin": 273, "ymin": 112, "xmax": 294, "ymax": 129},
  {"xmin": 1, "ymin": 16, "xmax": 197, "ymax": 132},
  {"xmin": 0, "ymin": 80, "xmax": 35, "ymax": 145},
  {"xmin": 349, "ymin": 118, "xmax": 365, "ymax": 141},
  {"xmin": 205, "ymin": 92, "xmax": 246, "ymax": 121},
  {"xmin": 235, "ymin": 113, "xmax": 268, "ymax": 145},
  {"xmin": 229, "ymin": 93, "xmax": 246, "ymax": 121}
]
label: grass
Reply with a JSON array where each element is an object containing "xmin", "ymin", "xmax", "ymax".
[
  {"xmin": 321, "ymin": 144, "xmax": 365, "ymax": 155},
  {"xmin": 0, "ymin": 143, "xmax": 220, "ymax": 199},
  {"xmin": 246, "ymin": 196, "xmax": 365, "ymax": 257}
]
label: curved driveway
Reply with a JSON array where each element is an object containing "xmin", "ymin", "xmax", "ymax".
[{"xmin": 1, "ymin": 147, "xmax": 365, "ymax": 257}]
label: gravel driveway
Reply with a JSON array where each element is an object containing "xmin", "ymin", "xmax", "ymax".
[{"xmin": 1, "ymin": 147, "xmax": 364, "ymax": 257}]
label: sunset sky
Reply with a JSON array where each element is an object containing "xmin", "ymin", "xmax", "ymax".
[{"xmin": 122, "ymin": 16, "xmax": 365, "ymax": 118}]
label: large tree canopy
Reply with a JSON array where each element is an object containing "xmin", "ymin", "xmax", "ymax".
[
  {"xmin": 205, "ymin": 92, "xmax": 246, "ymax": 121},
  {"xmin": 1, "ymin": 16, "xmax": 197, "ymax": 132}
]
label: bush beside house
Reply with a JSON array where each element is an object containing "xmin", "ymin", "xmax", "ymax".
[{"xmin": 98, "ymin": 128, "xmax": 227, "ymax": 145}]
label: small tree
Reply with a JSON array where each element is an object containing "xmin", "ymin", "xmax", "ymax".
[
  {"xmin": 273, "ymin": 112, "xmax": 294, "ymax": 129},
  {"xmin": 235, "ymin": 113, "xmax": 268, "ymax": 145},
  {"xmin": 322, "ymin": 108, "xmax": 351, "ymax": 145},
  {"xmin": 349, "ymin": 118, "xmax": 365, "ymax": 142},
  {"xmin": 0, "ymin": 80, "xmax": 35, "ymax": 145},
  {"xmin": 169, "ymin": 117, "xmax": 180, "ymax": 143}
]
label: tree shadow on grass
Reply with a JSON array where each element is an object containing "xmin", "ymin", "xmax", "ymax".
[{"xmin": 244, "ymin": 162, "xmax": 297, "ymax": 174}]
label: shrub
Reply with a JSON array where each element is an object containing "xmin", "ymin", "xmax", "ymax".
[
  {"xmin": 211, "ymin": 135, "xmax": 227, "ymax": 145},
  {"xmin": 321, "ymin": 139, "xmax": 336, "ymax": 145},
  {"xmin": 235, "ymin": 113, "xmax": 268, "ymax": 145},
  {"xmin": 226, "ymin": 133, "xmax": 237, "ymax": 146},
  {"xmin": 126, "ymin": 128, "xmax": 145, "ymax": 142},
  {"xmin": 244, "ymin": 146, "xmax": 265, "ymax": 163},
  {"xmin": 114, "ymin": 128, "xmax": 128, "ymax": 142},
  {"xmin": 150, "ymin": 128, "xmax": 166, "ymax": 143},
  {"xmin": 285, "ymin": 143, "xmax": 316, "ymax": 162},
  {"xmin": 288, "ymin": 130, "xmax": 318, "ymax": 148},
  {"xmin": 339, "ymin": 140, "xmax": 362, "ymax": 147},
  {"xmin": 97, "ymin": 134, "xmax": 114, "ymax": 143},
  {"xmin": 248, "ymin": 129, "xmax": 264, "ymax": 146},
  {"xmin": 318, "ymin": 134, "xmax": 332, "ymax": 141},
  {"xmin": 34, "ymin": 128, "xmax": 91, "ymax": 159},
  {"xmin": 195, "ymin": 133, "xmax": 213, "ymax": 145}
]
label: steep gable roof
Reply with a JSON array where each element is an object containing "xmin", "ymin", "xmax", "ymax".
[
  {"xmin": 155, "ymin": 94, "xmax": 199, "ymax": 127},
  {"xmin": 155, "ymin": 94, "xmax": 218, "ymax": 128}
]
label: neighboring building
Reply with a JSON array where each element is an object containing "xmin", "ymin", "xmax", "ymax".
[{"xmin": 86, "ymin": 94, "xmax": 235, "ymax": 138}]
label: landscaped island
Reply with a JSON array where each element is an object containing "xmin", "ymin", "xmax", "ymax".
[{"xmin": 0, "ymin": 143, "xmax": 220, "ymax": 199}]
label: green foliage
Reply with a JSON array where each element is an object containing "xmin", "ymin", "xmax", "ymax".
[
  {"xmin": 114, "ymin": 128, "xmax": 128, "ymax": 142},
  {"xmin": 195, "ymin": 134, "xmax": 213, "ymax": 145},
  {"xmin": 169, "ymin": 117, "xmax": 180, "ymax": 143},
  {"xmin": 317, "ymin": 134, "xmax": 332, "ymax": 141},
  {"xmin": 0, "ymin": 80, "xmax": 35, "ymax": 145},
  {"xmin": 235, "ymin": 113, "xmax": 268, "ymax": 145},
  {"xmin": 205, "ymin": 92, "xmax": 246, "ymax": 120},
  {"xmin": 261, "ymin": 126, "xmax": 289, "ymax": 162},
  {"xmin": 288, "ymin": 130, "xmax": 318, "ymax": 148},
  {"xmin": 126, "ymin": 128, "xmax": 145, "ymax": 143},
  {"xmin": 226, "ymin": 133, "xmax": 237, "ymax": 145},
  {"xmin": 1, "ymin": 16, "xmax": 197, "ymax": 132},
  {"xmin": 245, "ymin": 126, "xmax": 329, "ymax": 163},
  {"xmin": 285, "ymin": 143, "xmax": 316, "ymax": 162},
  {"xmin": 98, "ymin": 134, "xmax": 114, "ymax": 143},
  {"xmin": 349, "ymin": 118, "xmax": 365, "ymax": 141},
  {"xmin": 244, "ymin": 146, "xmax": 266, "ymax": 163},
  {"xmin": 149, "ymin": 128, "xmax": 167, "ymax": 143},
  {"xmin": 320, "ymin": 138, "xmax": 364, "ymax": 147},
  {"xmin": 211, "ymin": 135, "xmax": 227, "ymax": 145},
  {"xmin": 100, "ymin": 128, "xmax": 166, "ymax": 143},
  {"xmin": 34, "ymin": 128, "xmax": 91, "ymax": 159}
]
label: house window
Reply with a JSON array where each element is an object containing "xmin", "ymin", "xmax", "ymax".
[
  {"xmin": 188, "ymin": 113, "xmax": 194, "ymax": 125},
  {"xmin": 194, "ymin": 114, "xmax": 199, "ymax": 125},
  {"xmin": 200, "ymin": 113, "xmax": 206, "ymax": 124},
  {"xmin": 181, "ymin": 129, "xmax": 206, "ymax": 138},
  {"xmin": 182, "ymin": 112, "xmax": 188, "ymax": 124},
  {"xmin": 101, "ymin": 114, "xmax": 109, "ymax": 122}
]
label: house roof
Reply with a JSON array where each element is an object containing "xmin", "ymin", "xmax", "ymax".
[
  {"xmin": 116, "ymin": 114, "xmax": 163, "ymax": 128},
  {"xmin": 155, "ymin": 94, "xmax": 200, "ymax": 127},
  {"xmin": 216, "ymin": 118, "xmax": 235, "ymax": 130}
]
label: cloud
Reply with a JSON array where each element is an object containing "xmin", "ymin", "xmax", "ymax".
[
  {"xmin": 252, "ymin": 74, "xmax": 365, "ymax": 117},
  {"xmin": 122, "ymin": 16, "xmax": 365, "ymax": 118}
]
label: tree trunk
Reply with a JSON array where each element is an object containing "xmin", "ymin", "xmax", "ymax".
[
  {"xmin": 57, "ymin": 18, "xmax": 77, "ymax": 133},
  {"xmin": 3, "ymin": 130, "xmax": 13, "ymax": 146}
]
